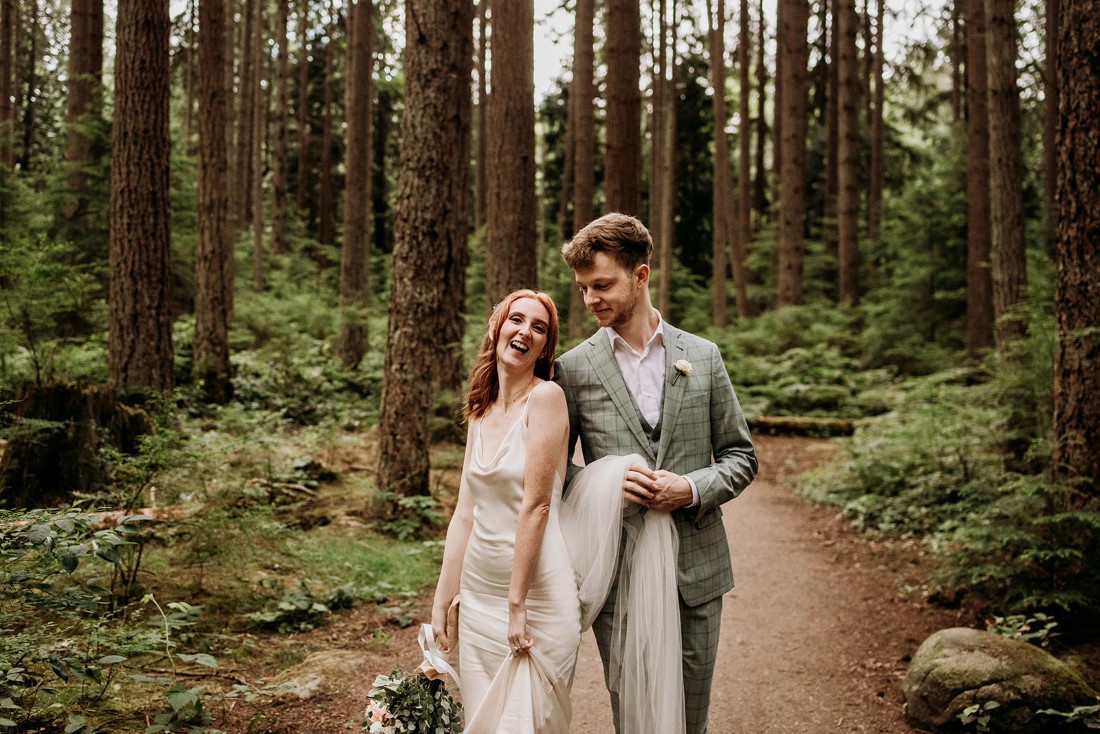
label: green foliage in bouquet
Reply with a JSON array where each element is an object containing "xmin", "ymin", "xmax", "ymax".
[{"xmin": 363, "ymin": 669, "xmax": 462, "ymax": 734}]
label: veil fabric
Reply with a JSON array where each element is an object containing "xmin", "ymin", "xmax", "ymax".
[{"xmin": 560, "ymin": 455, "xmax": 686, "ymax": 734}]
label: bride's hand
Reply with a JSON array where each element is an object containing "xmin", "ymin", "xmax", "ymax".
[
  {"xmin": 507, "ymin": 605, "xmax": 532, "ymax": 655},
  {"xmin": 431, "ymin": 610, "xmax": 450, "ymax": 652}
]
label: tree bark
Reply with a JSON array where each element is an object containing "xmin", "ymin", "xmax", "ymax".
[
  {"xmin": 295, "ymin": 0, "xmax": 311, "ymax": 221},
  {"xmin": 966, "ymin": 0, "xmax": 994, "ymax": 355},
  {"xmin": 18, "ymin": 0, "xmax": 38, "ymax": 172},
  {"xmin": 866, "ymin": 0, "xmax": 884, "ymax": 250},
  {"xmin": 1053, "ymin": 0, "xmax": 1100, "ymax": 496},
  {"xmin": 753, "ymin": 0, "xmax": 769, "ymax": 220},
  {"xmin": 951, "ymin": 0, "xmax": 964, "ymax": 122},
  {"xmin": 108, "ymin": 0, "xmax": 173, "ymax": 393},
  {"xmin": 824, "ymin": 0, "xmax": 838, "ymax": 245},
  {"xmin": 655, "ymin": 0, "xmax": 674, "ymax": 315},
  {"xmin": 570, "ymin": 0, "xmax": 595, "ymax": 339},
  {"xmin": 250, "ymin": 0, "xmax": 265, "ymax": 292},
  {"xmin": 605, "ymin": 0, "xmax": 642, "ymax": 216},
  {"xmin": 318, "ymin": 15, "xmax": 336, "ymax": 249},
  {"xmin": 271, "ymin": 0, "xmax": 289, "ymax": 254},
  {"xmin": 63, "ymin": 0, "xmax": 104, "ymax": 229},
  {"xmin": 184, "ymin": 0, "xmax": 196, "ymax": 148},
  {"xmin": 475, "ymin": 0, "xmax": 489, "ymax": 232},
  {"xmin": 985, "ymin": 0, "xmax": 1027, "ymax": 350},
  {"xmin": 1043, "ymin": 0, "xmax": 1059, "ymax": 255},
  {"xmin": 777, "ymin": 0, "xmax": 810, "ymax": 307},
  {"xmin": 738, "ymin": 0, "xmax": 756, "ymax": 316},
  {"xmin": 234, "ymin": 0, "xmax": 258, "ymax": 230},
  {"xmin": 335, "ymin": 0, "xmax": 373, "ymax": 368},
  {"xmin": 837, "ymin": 0, "xmax": 860, "ymax": 305},
  {"xmin": 193, "ymin": 0, "xmax": 233, "ymax": 403},
  {"xmin": 485, "ymin": 0, "xmax": 536, "ymax": 308},
  {"xmin": 707, "ymin": 0, "xmax": 729, "ymax": 328},
  {"xmin": 0, "ymin": 0, "xmax": 14, "ymax": 168},
  {"xmin": 377, "ymin": 0, "xmax": 473, "ymax": 502}
]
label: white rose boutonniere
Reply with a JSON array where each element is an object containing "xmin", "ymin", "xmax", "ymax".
[{"xmin": 673, "ymin": 359, "xmax": 694, "ymax": 382}]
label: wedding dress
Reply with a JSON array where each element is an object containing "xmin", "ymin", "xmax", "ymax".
[{"xmin": 459, "ymin": 399, "xmax": 581, "ymax": 733}]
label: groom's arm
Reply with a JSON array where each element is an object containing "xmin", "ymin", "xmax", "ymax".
[{"xmin": 683, "ymin": 343, "xmax": 758, "ymax": 520}]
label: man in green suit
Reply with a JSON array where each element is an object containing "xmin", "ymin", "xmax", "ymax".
[{"xmin": 555, "ymin": 213, "xmax": 758, "ymax": 734}]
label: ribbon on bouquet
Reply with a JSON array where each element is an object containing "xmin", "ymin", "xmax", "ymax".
[{"xmin": 416, "ymin": 623, "xmax": 461, "ymax": 688}]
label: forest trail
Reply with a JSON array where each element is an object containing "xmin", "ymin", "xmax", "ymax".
[{"xmin": 218, "ymin": 435, "xmax": 972, "ymax": 733}]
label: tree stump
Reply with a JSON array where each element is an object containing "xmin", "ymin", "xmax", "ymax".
[{"xmin": 0, "ymin": 383, "xmax": 153, "ymax": 508}]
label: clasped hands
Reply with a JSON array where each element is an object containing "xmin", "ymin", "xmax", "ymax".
[{"xmin": 623, "ymin": 463, "xmax": 691, "ymax": 512}]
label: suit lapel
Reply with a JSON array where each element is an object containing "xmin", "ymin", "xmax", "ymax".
[
  {"xmin": 584, "ymin": 332, "xmax": 655, "ymax": 461},
  {"xmin": 655, "ymin": 325, "xmax": 686, "ymax": 469}
]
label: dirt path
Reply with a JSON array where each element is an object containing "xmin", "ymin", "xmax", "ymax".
[{"xmin": 217, "ymin": 435, "xmax": 972, "ymax": 733}]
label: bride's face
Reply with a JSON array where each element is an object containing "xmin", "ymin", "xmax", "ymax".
[{"xmin": 495, "ymin": 297, "xmax": 551, "ymax": 374}]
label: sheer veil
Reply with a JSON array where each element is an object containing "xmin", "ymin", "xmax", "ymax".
[{"xmin": 559, "ymin": 455, "xmax": 685, "ymax": 734}]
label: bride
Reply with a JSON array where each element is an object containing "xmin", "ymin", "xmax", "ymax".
[{"xmin": 430, "ymin": 289, "xmax": 684, "ymax": 733}]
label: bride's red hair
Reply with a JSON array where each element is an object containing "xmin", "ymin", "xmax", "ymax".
[{"xmin": 465, "ymin": 290, "xmax": 560, "ymax": 420}]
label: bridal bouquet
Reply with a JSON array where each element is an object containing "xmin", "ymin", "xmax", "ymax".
[
  {"xmin": 362, "ymin": 668, "xmax": 462, "ymax": 733},
  {"xmin": 362, "ymin": 624, "xmax": 463, "ymax": 733}
]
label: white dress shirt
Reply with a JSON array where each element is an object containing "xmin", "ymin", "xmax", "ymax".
[{"xmin": 606, "ymin": 313, "xmax": 701, "ymax": 507}]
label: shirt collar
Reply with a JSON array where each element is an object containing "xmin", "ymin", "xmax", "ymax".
[{"xmin": 605, "ymin": 310, "xmax": 665, "ymax": 355}]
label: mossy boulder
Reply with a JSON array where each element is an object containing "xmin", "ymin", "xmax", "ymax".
[{"xmin": 904, "ymin": 627, "xmax": 1098, "ymax": 733}]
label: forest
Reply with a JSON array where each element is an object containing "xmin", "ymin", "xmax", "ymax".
[{"xmin": 0, "ymin": 0, "xmax": 1098, "ymax": 731}]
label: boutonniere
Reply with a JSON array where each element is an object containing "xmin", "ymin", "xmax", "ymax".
[{"xmin": 673, "ymin": 359, "xmax": 694, "ymax": 382}]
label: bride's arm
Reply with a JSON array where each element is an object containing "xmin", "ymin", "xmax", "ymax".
[
  {"xmin": 508, "ymin": 381, "xmax": 569, "ymax": 654},
  {"xmin": 431, "ymin": 420, "xmax": 477, "ymax": 649}
]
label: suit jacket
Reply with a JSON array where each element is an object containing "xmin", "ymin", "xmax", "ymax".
[{"xmin": 554, "ymin": 322, "xmax": 758, "ymax": 607}]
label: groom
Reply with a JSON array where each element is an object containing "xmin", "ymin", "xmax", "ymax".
[{"xmin": 555, "ymin": 213, "xmax": 758, "ymax": 734}]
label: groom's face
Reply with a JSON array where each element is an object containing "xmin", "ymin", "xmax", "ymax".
[{"xmin": 573, "ymin": 252, "xmax": 647, "ymax": 330}]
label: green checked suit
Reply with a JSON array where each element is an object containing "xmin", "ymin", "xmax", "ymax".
[{"xmin": 555, "ymin": 322, "xmax": 758, "ymax": 734}]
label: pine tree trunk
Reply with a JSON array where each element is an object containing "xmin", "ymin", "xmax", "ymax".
[
  {"xmin": 570, "ymin": 0, "xmax": 595, "ymax": 340},
  {"xmin": 271, "ymin": 0, "xmax": 289, "ymax": 254},
  {"xmin": 558, "ymin": 90, "xmax": 574, "ymax": 242},
  {"xmin": 108, "ymin": 0, "xmax": 173, "ymax": 393},
  {"xmin": 485, "ymin": 0, "xmax": 536, "ymax": 308},
  {"xmin": 250, "ymin": 0, "xmax": 266, "ymax": 292},
  {"xmin": 985, "ymin": 0, "xmax": 1027, "ymax": 350},
  {"xmin": 295, "ymin": 0, "xmax": 311, "ymax": 221},
  {"xmin": 837, "ymin": 0, "xmax": 860, "ymax": 306},
  {"xmin": 234, "ymin": 0, "xmax": 258, "ymax": 230},
  {"xmin": 377, "ymin": 0, "xmax": 472, "ymax": 502},
  {"xmin": 1053, "ymin": 0, "xmax": 1100, "ymax": 497},
  {"xmin": 777, "ymin": 0, "xmax": 809, "ymax": 307},
  {"xmin": 655, "ymin": 0, "xmax": 673, "ymax": 315},
  {"xmin": 707, "ymin": 0, "xmax": 729, "ymax": 328},
  {"xmin": 18, "ymin": 0, "xmax": 38, "ymax": 172},
  {"xmin": 966, "ymin": 0, "xmax": 994, "ymax": 355},
  {"xmin": 866, "ymin": 0, "xmax": 884, "ymax": 251},
  {"xmin": 193, "ymin": 0, "xmax": 233, "ymax": 403},
  {"xmin": 605, "ymin": 0, "xmax": 642, "ymax": 216},
  {"xmin": 335, "ymin": 0, "xmax": 373, "ymax": 368},
  {"xmin": 951, "ymin": 1, "xmax": 964, "ymax": 122},
  {"xmin": 475, "ymin": 0, "xmax": 489, "ymax": 232},
  {"xmin": 0, "ymin": 0, "xmax": 14, "ymax": 168},
  {"xmin": 1043, "ymin": 0, "xmax": 1059, "ymax": 255},
  {"xmin": 373, "ymin": 87, "xmax": 389, "ymax": 255},
  {"xmin": 824, "ymin": 0, "xmax": 838, "ymax": 246},
  {"xmin": 318, "ymin": 19, "xmax": 336, "ymax": 249},
  {"xmin": 738, "ymin": 0, "xmax": 756, "ymax": 316},
  {"xmin": 63, "ymin": 0, "xmax": 104, "ymax": 229},
  {"xmin": 753, "ymin": 0, "xmax": 769, "ymax": 220},
  {"xmin": 648, "ymin": 0, "xmax": 662, "ymax": 230},
  {"xmin": 184, "ymin": 0, "xmax": 196, "ymax": 149}
]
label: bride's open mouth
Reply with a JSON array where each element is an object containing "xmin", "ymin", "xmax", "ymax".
[{"xmin": 509, "ymin": 340, "xmax": 529, "ymax": 354}]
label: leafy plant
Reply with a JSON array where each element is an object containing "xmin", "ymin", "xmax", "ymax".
[
  {"xmin": 986, "ymin": 613, "xmax": 1060, "ymax": 648},
  {"xmin": 1037, "ymin": 704, "xmax": 1100, "ymax": 730},
  {"xmin": 959, "ymin": 700, "xmax": 1001, "ymax": 732}
]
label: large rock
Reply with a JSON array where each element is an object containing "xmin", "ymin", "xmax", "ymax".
[{"xmin": 904, "ymin": 627, "xmax": 1097, "ymax": 733}]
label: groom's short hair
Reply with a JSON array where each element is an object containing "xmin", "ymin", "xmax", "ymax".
[{"xmin": 561, "ymin": 213, "xmax": 654, "ymax": 273}]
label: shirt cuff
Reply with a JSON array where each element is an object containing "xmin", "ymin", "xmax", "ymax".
[{"xmin": 686, "ymin": 476, "xmax": 700, "ymax": 507}]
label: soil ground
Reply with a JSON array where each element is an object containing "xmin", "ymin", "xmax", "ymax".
[{"xmin": 209, "ymin": 435, "xmax": 1031, "ymax": 733}]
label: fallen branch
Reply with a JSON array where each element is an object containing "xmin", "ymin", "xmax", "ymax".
[{"xmin": 747, "ymin": 415, "xmax": 855, "ymax": 437}]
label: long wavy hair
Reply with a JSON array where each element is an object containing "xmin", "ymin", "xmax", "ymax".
[{"xmin": 465, "ymin": 290, "xmax": 560, "ymax": 420}]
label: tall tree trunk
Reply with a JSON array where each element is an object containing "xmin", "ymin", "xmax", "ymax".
[
  {"xmin": 824, "ymin": 0, "xmax": 838, "ymax": 247},
  {"xmin": 753, "ymin": 0, "xmax": 769, "ymax": 220},
  {"xmin": 373, "ymin": 86, "xmax": 389, "ymax": 255},
  {"xmin": 475, "ymin": 0, "xmax": 489, "ymax": 232},
  {"xmin": 0, "ymin": 0, "xmax": 14, "ymax": 168},
  {"xmin": 193, "ymin": 0, "xmax": 232, "ymax": 403},
  {"xmin": 108, "ymin": 0, "xmax": 173, "ymax": 393},
  {"xmin": 966, "ymin": 0, "xmax": 994, "ymax": 355},
  {"xmin": 707, "ymin": 0, "xmax": 729, "ymax": 328},
  {"xmin": 18, "ymin": 0, "xmax": 38, "ymax": 172},
  {"xmin": 570, "ymin": 0, "xmax": 595, "ymax": 340},
  {"xmin": 654, "ymin": 0, "xmax": 673, "ymax": 314},
  {"xmin": 295, "ymin": 0, "xmax": 310, "ymax": 220},
  {"xmin": 63, "ymin": 0, "xmax": 104, "ymax": 230},
  {"xmin": 648, "ymin": 0, "xmax": 662, "ymax": 229},
  {"xmin": 837, "ymin": 0, "xmax": 860, "ymax": 305},
  {"xmin": 335, "ymin": 0, "xmax": 373, "ymax": 368},
  {"xmin": 250, "ymin": 0, "xmax": 265, "ymax": 292},
  {"xmin": 951, "ymin": 0, "xmax": 964, "ymax": 122},
  {"xmin": 234, "ymin": 0, "xmax": 258, "ymax": 230},
  {"xmin": 866, "ymin": 0, "xmax": 884, "ymax": 251},
  {"xmin": 1053, "ymin": 0, "xmax": 1100, "ymax": 497},
  {"xmin": 485, "ymin": 0, "xmax": 536, "ymax": 308},
  {"xmin": 777, "ymin": 0, "xmax": 810, "ymax": 307},
  {"xmin": 1043, "ymin": 0, "xmax": 1059, "ymax": 255},
  {"xmin": 318, "ymin": 17, "xmax": 336, "ymax": 249},
  {"xmin": 558, "ymin": 88, "xmax": 574, "ymax": 243},
  {"xmin": 605, "ymin": 0, "xmax": 642, "ymax": 216},
  {"xmin": 377, "ymin": 0, "xmax": 472, "ymax": 502},
  {"xmin": 271, "ymin": 0, "xmax": 289, "ymax": 254},
  {"xmin": 986, "ymin": 0, "xmax": 1027, "ymax": 350},
  {"xmin": 184, "ymin": 0, "xmax": 196, "ymax": 148},
  {"xmin": 737, "ymin": 0, "xmax": 755, "ymax": 316}
]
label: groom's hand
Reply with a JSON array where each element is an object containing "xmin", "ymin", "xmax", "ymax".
[{"xmin": 623, "ymin": 465, "xmax": 692, "ymax": 511}]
